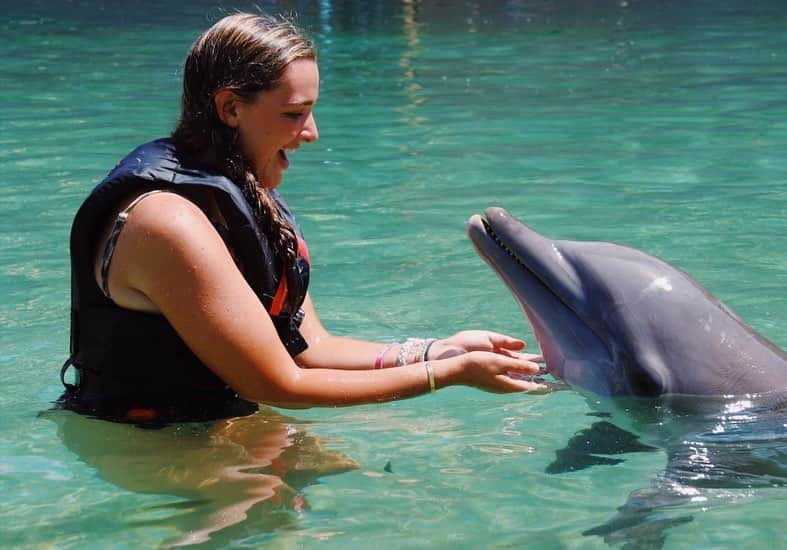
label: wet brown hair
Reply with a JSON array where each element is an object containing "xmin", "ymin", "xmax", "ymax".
[{"xmin": 172, "ymin": 13, "xmax": 316, "ymax": 312}]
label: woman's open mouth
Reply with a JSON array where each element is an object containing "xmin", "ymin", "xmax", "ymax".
[{"xmin": 278, "ymin": 149, "xmax": 290, "ymax": 169}]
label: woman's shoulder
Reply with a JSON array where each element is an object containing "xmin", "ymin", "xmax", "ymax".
[
  {"xmin": 93, "ymin": 190, "xmax": 222, "ymax": 311},
  {"xmin": 109, "ymin": 191, "xmax": 218, "ymax": 255}
]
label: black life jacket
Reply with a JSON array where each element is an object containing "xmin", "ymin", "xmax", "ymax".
[{"xmin": 61, "ymin": 138, "xmax": 310, "ymax": 423}]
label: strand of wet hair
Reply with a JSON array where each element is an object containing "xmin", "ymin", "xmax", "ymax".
[
  {"xmin": 175, "ymin": 121, "xmax": 302, "ymax": 312},
  {"xmin": 222, "ymin": 126, "xmax": 302, "ymax": 313}
]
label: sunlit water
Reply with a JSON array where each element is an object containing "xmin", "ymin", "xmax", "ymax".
[{"xmin": 1, "ymin": 1, "xmax": 786, "ymax": 548}]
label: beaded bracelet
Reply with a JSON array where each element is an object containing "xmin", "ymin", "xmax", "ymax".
[
  {"xmin": 405, "ymin": 339, "xmax": 424, "ymax": 365},
  {"xmin": 395, "ymin": 338, "xmax": 438, "ymax": 367},
  {"xmin": 396, "ymin": 339, "xmax": 414, "ymax": 367}
]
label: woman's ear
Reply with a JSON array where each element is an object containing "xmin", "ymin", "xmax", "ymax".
[{"xmin": 214, "ymin": 89, "xmax": 241, "ymax": 128}]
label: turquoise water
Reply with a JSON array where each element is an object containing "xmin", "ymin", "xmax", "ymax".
[{"xmin": 2, "ymin": 1, "xmax": 786, "ymax": 547}]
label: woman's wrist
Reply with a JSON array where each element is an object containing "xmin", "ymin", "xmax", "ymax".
[
  {"xmin": 423, "ymin": 338, "xmax": 437, "ymax": 361},
  {"xmin": 432, "ymin": 353, "xmax": 467, "ymax": 390},
  {"xmin": 374, "ymin": 342, "xmax": 398, "ymax": 369},
  {"xmin": 422, "ymin": 339, "xmax": 459, "ymax": 362},
  {"xmin": 370, "ymin": 339, "xmax": 470, "ymax": 392}
]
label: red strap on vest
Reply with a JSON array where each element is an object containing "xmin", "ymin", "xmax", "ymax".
[
  {"xmin": 269, "ymin": 276, "xmax": 288, "ymax": 316},
  {"xmin": 269, "ymin": 237, "xmax": 310, "ymax": 317},
  {"xmin": 297, "ymin": 236, "xmax": 310, "ymax": 263}
]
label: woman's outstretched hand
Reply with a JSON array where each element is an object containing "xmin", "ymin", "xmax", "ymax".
[
  {"xmin": 428, "ymin": 330, "xmax": 529, "ymax": 360},
  {"xmin": 429, "ymin": 331, "xmax": 548, "ymax": 393}
]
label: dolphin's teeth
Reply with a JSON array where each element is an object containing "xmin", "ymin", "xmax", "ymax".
[{"xmin": 484, "ymin": 217, "xmax": 527, "ymax": 268}]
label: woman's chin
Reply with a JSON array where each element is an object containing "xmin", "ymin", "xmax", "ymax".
[{"xmin": 257, "ymin": 170, "xmax": 284, "ymax": 189}]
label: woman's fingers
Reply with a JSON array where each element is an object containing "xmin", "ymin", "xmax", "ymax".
[
  {"xmin": 494, "ymin": 374, "xmax": 549, "ymax": 393},
  {"xmin": 494, "ymin": 348, "xmax": 544, "ymax": 362},
  {"xmin": 457, "ymin": 351, "xmax": 548, "ymax": 393},
  {"xmin": 447, "ymin": 330, "xmax": 525, "ymax": 352},
  {"xmin": 464, "ymin": 350, "xmax": 540, "ymax": 373},
  {"xmin": 498, "ymin": 356, "xmax": 542, "ymax": 375},
  {"xmin": 489, "ymin": 355, "xmax": 548, "ymax": 392},
  {"xmin": 486, "ymin": 331, "xmax": 526, "ymax": 351}
]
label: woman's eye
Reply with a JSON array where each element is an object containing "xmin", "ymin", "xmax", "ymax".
[{"xmin": 284, "ymin": 112, "xmax": 304, "ymax": 120}]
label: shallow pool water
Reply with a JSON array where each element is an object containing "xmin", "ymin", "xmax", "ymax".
[{"xmin": 1, "ymin": 1, "xmax": 786, "ymax": 547}]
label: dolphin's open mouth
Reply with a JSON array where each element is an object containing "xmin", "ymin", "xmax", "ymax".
[
  {"xmin": 467, "ymin": 209, "xmax": 566, "ymax": 370},
  {"xmin": 467, "ymin": 208, "xmax": 616, "ymax": 386},
  {"xmin": 468, "ymin": 214, "xmax": 519, "ymax": 269},
  {"xmin": 467, "ymin": 209, "xmax": 558, "ymax": 304}
]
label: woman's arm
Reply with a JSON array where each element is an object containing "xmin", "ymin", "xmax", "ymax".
[
  {"xmin": 105, "ymin": 192, "xmax": 545, "ymax": 408},
  {"xmin": 292, "ymin": 293, "xmax": 390, "ymax": 370},
  {"xmin": 296, "ymin": 294, "xmax": 541, "ymax": 371}
]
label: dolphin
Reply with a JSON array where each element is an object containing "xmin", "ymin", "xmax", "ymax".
[
  {"xmin": 467, "ymin": 207, "xmax": 787, "ymax": 398},
  {"xmin": 467, "ymin": 207, "xmax": 787, "ymax": 547}
]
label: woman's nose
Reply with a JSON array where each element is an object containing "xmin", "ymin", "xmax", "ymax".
[{"xmin": 300, "ymin": 113, "xmax": 318, "ymax": 142}]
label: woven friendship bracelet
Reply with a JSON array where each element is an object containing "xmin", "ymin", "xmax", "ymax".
[{"xmin": 396, "ymin": 339, "xmax": 415, "ymax": 367}]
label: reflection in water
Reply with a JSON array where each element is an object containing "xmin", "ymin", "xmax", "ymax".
[
  {"xmin": 44, "ymin": 408, "xmax": 358, "ymax": 547},
  {"xmin": 397, "ymin": 0, "xmax": 426, "ymax": 128},
  {"xmin": 567, "ymin": 394, "xmax": 787, "ymax": 546}
]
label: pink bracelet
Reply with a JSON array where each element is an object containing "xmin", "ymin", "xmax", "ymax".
[{"xmin": 374, "ymin": 342, "xmax": 398, "ymax": 369}]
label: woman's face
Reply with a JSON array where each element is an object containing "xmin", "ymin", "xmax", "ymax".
[{"xmin": 235, "ymin": 58, "xmax": 320, "ymax": 188}]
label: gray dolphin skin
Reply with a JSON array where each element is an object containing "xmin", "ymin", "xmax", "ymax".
[{"xmin": 467, "ymin": 207, "xmax": 787, "ymax": 397}]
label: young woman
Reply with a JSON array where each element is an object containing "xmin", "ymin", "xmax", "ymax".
[{"xmin": 61, "ymin": 13, "xmax": 545, "ymax": 424}]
